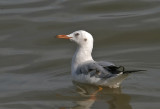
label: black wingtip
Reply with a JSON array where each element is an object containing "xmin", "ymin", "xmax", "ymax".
[{"xmin": 123, "ymin": 70, "xmax": 146, "ymax": 74}]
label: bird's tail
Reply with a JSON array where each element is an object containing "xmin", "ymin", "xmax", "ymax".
[
  {"xmin": 107, "ymin": 66, "xmax": 146, "ymax": 74},
  {"xmin": 123, "ymin": 70, "xmax": 146, "ymax": 74},
  {"xmin": 116, "ymin": 66, "xmax": 146, "ymax": 74}
]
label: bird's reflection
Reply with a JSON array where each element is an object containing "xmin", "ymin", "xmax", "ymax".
[{"xmin": 71, "ymin": 81, "xmax": 132, "ymax": 109}]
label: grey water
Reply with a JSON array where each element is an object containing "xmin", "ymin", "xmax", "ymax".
[{"xmin": 0, "ymin": 0, "xmax": 160, "ymax": 109}]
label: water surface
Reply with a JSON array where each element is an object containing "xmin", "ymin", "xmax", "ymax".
[{"xmin": 0, "ymin": 0, "xmax": 160, "ymax": 109}]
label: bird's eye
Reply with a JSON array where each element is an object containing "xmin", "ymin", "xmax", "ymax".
[
  {"xmin": 75, "ymin": 33, "xmax": 79, "ymax": 37},
  {"xmin": 84, "ymin": 38, "xmax": 87, "ymax": 42}
]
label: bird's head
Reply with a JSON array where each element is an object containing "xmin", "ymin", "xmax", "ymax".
[{"xmin": 56, "ymin": 30, "xmax": 94, "ymax": 47}]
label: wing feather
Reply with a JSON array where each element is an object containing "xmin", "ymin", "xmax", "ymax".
[{"xmin": 76, "ymin": 61, "xmax": 114, "ymax": 78}]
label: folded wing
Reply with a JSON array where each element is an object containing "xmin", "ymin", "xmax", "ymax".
[{"xmin": 75, "ymin": 61, "xmax": 123, "ymax": 79}]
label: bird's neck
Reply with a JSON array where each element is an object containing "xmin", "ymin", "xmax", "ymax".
[{"xmin": 71, "ymin": 45, "xmax": 94, "ymax": 74}]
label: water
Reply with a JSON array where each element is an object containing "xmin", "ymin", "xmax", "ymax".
[{"xmin": 0, "ymin": 0, "xmax": 160, "ymax": 109}]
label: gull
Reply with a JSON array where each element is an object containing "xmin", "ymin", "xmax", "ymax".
[{"xmin": 56, "ymin": 30, "xmax": 145, "ymax": 88}]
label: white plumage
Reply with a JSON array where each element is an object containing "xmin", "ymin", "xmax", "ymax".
[{"xmin": 57, "ymin": 30, "xmax": 144, "ymax": 88}]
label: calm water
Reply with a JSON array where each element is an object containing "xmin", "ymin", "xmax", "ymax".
[{"xmin": 0, "ymin": 0, "xmax": 160, "ymax": 109}]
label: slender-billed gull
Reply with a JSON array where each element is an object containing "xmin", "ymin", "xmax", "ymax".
[{"xmin": 56, "ymin": 30, "xmax": 145, "ymax": 88}]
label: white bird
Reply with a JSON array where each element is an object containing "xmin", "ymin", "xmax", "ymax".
[{"xmin": 56, "ymin": 30, "xmax": 145, "ymax": 88}]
